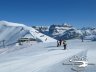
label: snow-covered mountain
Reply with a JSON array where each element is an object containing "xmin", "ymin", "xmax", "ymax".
[
  {"xmin": 80, "ymin": 27, "xmax": 96, "ymax": 41},
  {"xmin": 32, "ymin": 26, "xmax": 49, "ymax": 32},
  {"xmin": 34, "ymin": 23, "xmax": 96, "ymax": 40},
  {"xmin": 0, "ymin": 20, "xmax": 95, "ymax": 47},
  {"xmin": 0, "ymin": 21, "xmax": 96, "ymax": 72},
  {"xmin": 0, "ymin": 21, "xmax": 56, "ymax": 47},
  {"xmin": 47, "ymin": 23, "xmax": 80, "ymax": 40},
  {"xmin": 49, "ymin": 23, "xmax": 73, "ymax": 34},
  {"xmin": 81, "ymin": 27, "xmax": 96, "ymax": 35},
  {"xmin": 33, "ymin": 23, "xmax": 79, "ymax": 40},
  {"xmin": 32, "ymin": 26, "xmax": 49, "ymax": 35},
  {"xmin": 0, "ymin": 21, "xmax": 29, "ymax": 46}
]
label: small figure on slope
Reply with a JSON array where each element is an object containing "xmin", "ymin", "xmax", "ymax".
[{"xmin": 63, "ymin": 40, "xmax": 67, "ymax": 50}]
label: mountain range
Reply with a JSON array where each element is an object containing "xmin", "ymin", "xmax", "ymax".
[{"xmin": 32, "ymin": 23, "xmax": 96, "ymax": 40}]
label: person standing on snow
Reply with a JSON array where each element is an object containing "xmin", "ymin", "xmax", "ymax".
[
  {"xmin": 59, "ymin": 39, "xmax": 62, "ymax": 46},
  {"xmin": 81, "ymin": 35, "xmax": 84, "ymax": 42},
  {"xmin": 57, "ymin": 40, "xmax": 60, "ymax": 47},
  {"xmin": 63, "ymin": 40, "xmax": 67, "ymax": 50}
]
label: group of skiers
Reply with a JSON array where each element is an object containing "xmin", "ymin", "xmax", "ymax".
[{"xmin": 57, "ymin": 39, "xmax": 67, "ymax": 50}]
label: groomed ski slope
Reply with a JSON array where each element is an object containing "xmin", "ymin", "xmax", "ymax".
[
  {"xmin": 0, "ymin": 39, "xmax": 95, "ymax": 72},
  {"xmin": 0, "ymin": 49, "xmax": 85, "ymax": 72}
]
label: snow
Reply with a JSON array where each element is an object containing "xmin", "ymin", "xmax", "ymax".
[
  {"xmin": 29, "ymin": 28, "xmax": 56, "ymax": 43},
  {"xmin": 0, "ymin": 21, "xmax": 56, "ymax": 46},
  {"xmin": 0, "ymin": 26, "xmax": 28, "ymax": 46},
  {"xmin": 84, "ymin": 35, "xmax": 96, "ymax": 40},
  {"xmin": 0, "ymin": 49, "xmax": 84, "ymax": 72},
  {"xmin": 0, "ymin": 21, "xmax": 26, "ymax": 27},
  {"xmin": 0, "ymin": 21, "xmax": 96, "ymax": 72},
  {"xmin": 76, "ymin": 30, "xmax": 83, "ymax": 35},
  {"xmin": 0, "ymin": 39, "xmax": 96, "ymax": 72}
]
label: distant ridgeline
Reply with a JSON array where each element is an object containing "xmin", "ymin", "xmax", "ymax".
[{"xmin": 32, "ymin": 23, "xmax": 96, "ymax": 40}]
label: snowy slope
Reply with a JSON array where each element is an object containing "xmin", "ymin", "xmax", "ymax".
[
  {"xmin": 0, "ymin": 21, "xmax": 56, "ymax": 47},
  {"xmin": 0, "ymin": 39, "xmax": 96, "ymax": 72},
  {"xmin": 0, "ymin": 39, "xmax": 87, "ymax": 72},
  {"xmin": 0, "ymin": 24, "xmax": 28, "ymax": 46},
  {"xmin": 0, "ymin": 49, "xmax": 85, "ymax": 72}
]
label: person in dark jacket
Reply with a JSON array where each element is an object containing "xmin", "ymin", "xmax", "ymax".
[
  {"xmin": 59, "ymin": 39, "xmax": 62, "ymax": 46},
  {"xmin": 63, "ymin": 40, "xmax": 67, "ymax": 50},
  {"xmin": 57, "ymin": 40, "xmax": 60, "ymax": 47}
]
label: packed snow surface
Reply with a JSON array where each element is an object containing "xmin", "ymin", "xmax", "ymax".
[{"xmin": 0, "ymin": 39, "xmax": 96, "ymax": 72}]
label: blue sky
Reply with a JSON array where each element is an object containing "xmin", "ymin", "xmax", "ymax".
[{"xmin": 0, "ymin": 0, "xmax": 96, "ymax": 28}]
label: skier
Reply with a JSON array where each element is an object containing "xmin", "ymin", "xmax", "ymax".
[
  {"xmin": 63, "ymin": 40, "xmax": 67, "ymax": 50},
  {"xmin": 81, "ymin": 35, "xmax": 84, "ymax": 42},
  {"xmin": 57, "ymin": 40, "xmax": 60, "ymax": 47},
  {"xmin": 59, "ymin": 39, "xmax": 62, "ymax": 46}
]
